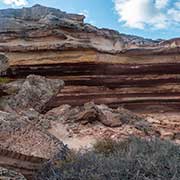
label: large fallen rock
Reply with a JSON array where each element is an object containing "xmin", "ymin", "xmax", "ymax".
[
  {"xmin": 0, "ymin": 110, "xmax": 28, "ymax": 133},
  {"xmin": 96, "ymin": 104, "xmax": 143, "ymax": 127},
  {"xmin": 0, "ymin": 75, "xmax": 66, "ymax": 159},
  {"xmin": 6, "ymin": 75, "xmax": 64, "ymax": 112},
  {"xmin": 0, "ymin": 110, "xmax": 65, "ymax": 159}
]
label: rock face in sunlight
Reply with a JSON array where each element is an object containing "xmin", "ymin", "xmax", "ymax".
[
  {"xmin": 0, "ymin": 4, "xmax": 161, "ymax": 54},
  {"xmin": 0, "ymin": 5, "xmax": 179, "ymax": 112},
  {"xmin": 0, "ymin": 4, "xmax": 179, "ymax": 65}
]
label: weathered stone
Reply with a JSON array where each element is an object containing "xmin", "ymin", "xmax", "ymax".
[
  {"xmin": 159, "ymin": 129, "xmax": 175, "ymax": 140},
  {"xmin": 0, "ymin": 110, "xmax": 65, "ymax": 159},
  {"xmin": 0, "ymin": 5, "xmax": 179, "ymax": 65},
  {"xmin": 8, "ymin": 75, "xmax": 64, "ymax": 112},
  {"xmin": 96, "ymin": 104, "xmax": 149, "ymax": 128},
  {"xmin": 0, "ymin": 110, "xmax": 28, "ymax": 133},
  {"xmin": 0, "ymin": 4, "xmax": 160, "ymax": 54},
  {"xmin": 47, "ymin": 102, "xmax": 148, "ymax": 129},
  {"xmin": 1, "ymin": 79, "xmax": 24, "ymax": 95},
  {"xmin": 20, "ymin": 108, "xmax": 40, "ymax": 121},
  {"xmin": 0, "ymin": 54, "xmax": 8, "ymax": 75},
  {"xmin": 174, "ymin": 132, "xmax": 180, "ymax": 140}
]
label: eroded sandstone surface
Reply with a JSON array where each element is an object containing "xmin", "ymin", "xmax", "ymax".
[{"xmin": 0, "ymin": 4, "xmax": 179, "ymax": 55}]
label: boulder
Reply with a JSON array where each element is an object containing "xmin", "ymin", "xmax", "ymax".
[
  {"xmin": 8, "ymin": 75, "xmax": 64, "ymax": 112},
  {"xmin": 96, "ymin": 105, "xmax": 128, "ymax": 127},
  {"xmin": 92, "ymin": 103, "xmax": 145, "ymax": 127},
  {"xmin": 0, "ymin": 110, "xmax": 28, "ymax": 133},
  {"xmin": 0, "ymin": 110, "xmax": 65, "ymax": 159}
]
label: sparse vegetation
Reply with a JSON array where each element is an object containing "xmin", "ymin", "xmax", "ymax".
[
  {"xmin": 93, "ymin": 138, "xmax": 129, "ymax": 155},
  {"xmin": 37, "ymin": 137, "xmax": 180, "ymax": 180},
  {"xmin": 0, "ymin": 77, "xmax": 11, "ymax": 84}
]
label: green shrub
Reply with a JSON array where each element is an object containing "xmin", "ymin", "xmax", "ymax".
[
  {"xmin": 37, "ymin": 137, "xmax": 180, "ymax": 180},
  {"xmin": 93, "ymin": 138, "xmax": 129, "ymax": 155},
  {"xmin": 0, "ymin": 77, "xmax": 11, "ymax": 84}
]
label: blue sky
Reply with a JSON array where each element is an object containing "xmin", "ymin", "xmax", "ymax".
[{"xmin": 0, "ymin": 0, "xmax": 179, "ymax": 40}]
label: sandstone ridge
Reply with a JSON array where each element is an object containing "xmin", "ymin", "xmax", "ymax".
[{"xmin": 0, "ymin": 4, "xmax": 179, "ymax": 56}]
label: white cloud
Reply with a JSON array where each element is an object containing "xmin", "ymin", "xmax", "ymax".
[
  {"xmin": 78, "ymin": 10, "xmax": 89, "ymax": 18},
  {"xmin": 168, "ymin": 8, "xmax": 180, "ymax": 23},
  {"xmin": 114, "ymin": 0, "xmax": 180, "ymax": 29},
  {"xmin": 1, "ymin": 0, "xmax": 28, "ymax": 6},
  {"xmin": 155, "ymin": 0, "xmax": 169, "ymax": 9},
  {"xmin": 175, "ymin": 2, "xmax": 180, "ymax": 9}
]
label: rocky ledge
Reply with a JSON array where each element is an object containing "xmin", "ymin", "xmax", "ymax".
[{"xmin": 0, "ymin": 4, "xmax": 179, "ymax": 55}]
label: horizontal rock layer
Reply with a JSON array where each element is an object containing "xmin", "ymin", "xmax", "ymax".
[
  {"xmin": 0, "ymin": 148, "xmax": 46, "ymax": 180},
  {"xmin": 0, "ymin": 5, "xmax": 180, "ymax": 113},
  {"xmin": 0, "ymin": 5, "xmax": 179, "ymax": 55},
  {"xmin": 3, "ymin": 50, "xmax": 179, "ymax": 113}
]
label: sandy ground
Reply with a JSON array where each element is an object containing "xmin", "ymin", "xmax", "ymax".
[
  {"xmin": 48, "ymin": 112, "xmax": 180, "ymax": 150},
  {"xmin": 49, "ymin": 122, "xmax": 97, "ymax": 150}
]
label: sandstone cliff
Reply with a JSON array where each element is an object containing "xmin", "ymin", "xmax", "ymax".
[
  {"xmin": 0, "ymin": 4, "xmax": 180, "ymax": 112},
  {"xmin": 0, "ymin": 5, "xmax": 180, "ymax": 178},
  {"xmin": 0, "ymin": 4, "xmax": 179, "ymax": 65}
]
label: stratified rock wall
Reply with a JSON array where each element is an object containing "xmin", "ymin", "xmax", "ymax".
[
  {"xmin": 0, "ymin": 4, "xmax": 179, "ymax": 56},
  {"xmin": 0, "ymin": 5, "xmax": 180, "ymax": 112}
]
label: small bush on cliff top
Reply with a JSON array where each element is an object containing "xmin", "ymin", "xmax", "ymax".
[{"xmin": 37, "ymin": 137, "xmax": 180, "ymax": 180}]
